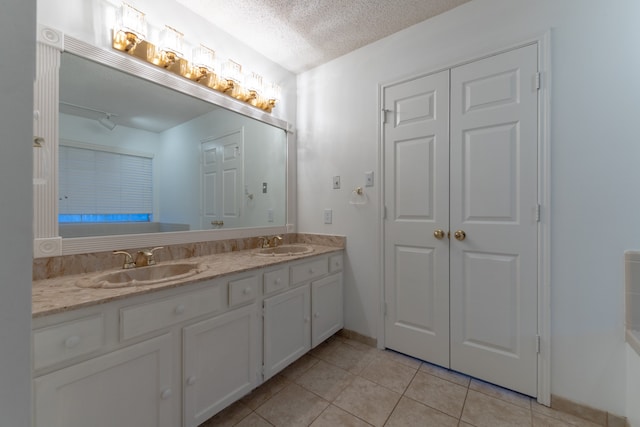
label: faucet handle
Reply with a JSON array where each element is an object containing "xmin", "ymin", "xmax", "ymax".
[
  {"xmin": 269, "ymin": 235, "xmax": 283, "ymax": 247},
  {"xmin": 258, "ymin": 236, "xmax": 269, "ymax": 248},
  {"xmin": 139, "ymin": 247, "xmax": 164, "ymax": 266},
  {"xmin": 113, "ymin": 251, "xmax": 135, "ymax": 269}
]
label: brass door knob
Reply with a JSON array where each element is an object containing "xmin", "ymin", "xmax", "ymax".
[
  {"xmin": 454, "ymin": 230, "xmax": 466, "ymax": 241},
  {"xmin": 433, "ymin": 229, "xmax": 445, "ymax": 240}
]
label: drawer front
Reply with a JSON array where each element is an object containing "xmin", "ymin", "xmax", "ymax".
[
  {"xmin": 329, "ymin": 254, "xmax": 343, "ymax": 273},
  {"xmin": 290, "ymin": 258, "xmax": 329, "ymax": 285},
  {"xmin": 229, "ymin": 275, "xmax": 259, "ymax": 307},
  {"xmin": 263, "ymin": 268, "xmax": 289, "ymax": 295},
  {"xmin": 33, "ymin": 313, "xmax": 105, "ymax": 371},
  {"xmin": 120, "ymin": 285, "xmax": 223, "ymax": 341}
]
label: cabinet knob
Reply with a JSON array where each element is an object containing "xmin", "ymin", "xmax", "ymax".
[
  {"xmin": 308, "ymin": 268, "xmax": 314, "ymax": 274},
  {"xmin": 304, "ymin": 317, "xmax": 310, "ymax": 323},
  {"xmin": 186, "ymin": 376, "xmax": 196, "ymax": 386},
  {"xmin": 314, "ymin": 312, "xmax": 319, "ymax": 318},
  {"xmin": 274, "ymin": 278, "xmax": 281, "ymax": 285},
  {"xmin": 174, "ymin": 304, "xmax": 185, "ymax": 315},
  {"xmin": 64, "ymin": 335, "xmax": 81, "ymax": 349},
  {"xmin": 243, "ymin": 287, "xmax": 252, "ymax": 295},
  {"xmin": 160, "ymin": 388, "xmax": 172, "ymax": 400}
]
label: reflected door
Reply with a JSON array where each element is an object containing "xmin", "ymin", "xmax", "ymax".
[{"xmin": 201, "ymin": 129, "xmax": 244, "ymax": 229}]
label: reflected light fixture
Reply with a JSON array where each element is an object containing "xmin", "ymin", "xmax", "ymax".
[
  {"xmin": 60, "ymin": 102, "xmax": 118, "ymax": 131},
  {"xmin": 111, "ymin": 2, "xmax": 281, "ymax": 113},
  {"xmin": 98, "ymin": 114, "xmax": 117, "ymax": 131}
]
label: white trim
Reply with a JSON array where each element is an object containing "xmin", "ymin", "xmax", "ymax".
[
  {"xmin": 536, "ymin": 30, "xmax": 552, "ymax": 407},
  {"xmin": 378, "ymin": 32, "xmax": 551, "ymax": 403}
]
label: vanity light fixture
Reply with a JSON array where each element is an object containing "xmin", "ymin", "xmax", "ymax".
[
  {"xmin": 111, "ymin": 2, "xmax": 281, "ymax": 113},
  {"xmin": 158, "ymin": 25, "xmax": 184, "ymax": 67},
  {"xmin": 113, "ymin": 2, "xmax": 147, "ymax": 52}
]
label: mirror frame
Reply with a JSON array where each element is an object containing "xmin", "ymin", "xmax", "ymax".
[{"xmin": 34, "ymin": 27, "xmax": 293, "ymax": 258}]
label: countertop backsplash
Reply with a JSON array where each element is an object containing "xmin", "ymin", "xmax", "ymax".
[{"xmin": 33, "ymin": 233, "xmax": 346, "ymax": 281}]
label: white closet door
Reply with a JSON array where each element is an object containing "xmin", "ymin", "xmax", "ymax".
[
  {"xmin": 449, "ymin": 43, "xmax": 539, "ymax": 396},
  {"xmin": 383, "ymin": 70, "xmax": 451, "ymax": 367}
]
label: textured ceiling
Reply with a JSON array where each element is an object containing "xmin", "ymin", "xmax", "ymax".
[{"xmin": 176, "ymin": 0, "xmax": 471, "ymax": 73}]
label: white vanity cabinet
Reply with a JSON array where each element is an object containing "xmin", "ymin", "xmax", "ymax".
[
  {"xmin": 183, "ymin": 273, "xmax": 261, "ymax": 427},
  {"xmin": 32, "ymin": 250, "xmax": 343, "ymax": 427},
  {"xmin": 311, "ymin": 272, "xmax": 344, "ymax": 347},
  {"xmin": 263, "ymin": 253, "xmax": 344, "ymax": 379},
  {"xmin": 263, "ymin": 284, "xmax": 311, "ymax": 380},
  {"xmin": 33, "ymin": 333, "xmax": 174, "ymax": 427}
]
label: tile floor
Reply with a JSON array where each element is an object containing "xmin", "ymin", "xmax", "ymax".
[{"xmin": 200, "ymin": 336, "xmax": 603, "ymax": 427}]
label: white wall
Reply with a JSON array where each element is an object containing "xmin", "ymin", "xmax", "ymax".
[
  {"xmin": 296, "ymin": 0, "xmax": 640, "ymax": 417},
  {"xmin": 0, "ymin": 0, "xmax": 35, "ymax": 425}
]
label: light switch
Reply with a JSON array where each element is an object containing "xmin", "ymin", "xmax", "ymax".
[
  {"xmin": 333, "ymin": 176, "xmax": 341, "ymax": 189},
  {"xmin": 323, "ymin": 209, "xmax": 332, "ymax": 224},
  {"xmin": 267, "ymin": 209, "xmax": 274, "ymax": 222}
]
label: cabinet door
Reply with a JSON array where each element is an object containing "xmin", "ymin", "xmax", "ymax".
[
  {"xmin": 311, "ymin": 273, "xmax": 344, "ymax": 348},
  {"xmin": 263, "ymin": 284, "xmax": 311, "ymax": 380},
  {"xmin": 33, "ymin": 334, "xmax": 173, "ymax": 427},
  {"xmin": 183, "ymin": 304, "xmax": 259, "ymax": 427}
]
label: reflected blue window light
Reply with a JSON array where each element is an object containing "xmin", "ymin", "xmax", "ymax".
[{"xmin": 59, "ymin": 214, "xmax": 152, "ymax": 223}]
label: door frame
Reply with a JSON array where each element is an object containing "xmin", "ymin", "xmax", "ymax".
[{"xmin": 377, "ymin": 31, "xmax": 551, "ymax": 405}]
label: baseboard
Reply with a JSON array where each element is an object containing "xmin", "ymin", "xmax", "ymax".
[
  {"xmin": 550, "ymin": 395, "xmax": 627, "ymax": 427},
  {"xmin": 336, "ymin": 328, "xmax": 377, "ymax": 348}
]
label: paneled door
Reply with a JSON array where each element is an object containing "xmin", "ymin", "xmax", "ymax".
[
  {"xmin": 383, "ymin": 70, "xmax": 451, "ymax": 368},
  {"xmin": 449, "ymin": 44, "xmax": 539, "ymax": 396},
  {"xmin": 201, "ymin": 129, "xmax": 244, "ymax": 229},
  {"xmin": 384, "ymin": 43, "xmax": 539, "ymax": 396}
]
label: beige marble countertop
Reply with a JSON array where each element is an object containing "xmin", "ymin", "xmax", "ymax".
[{"xmin": 33, "ymin": 244, "xmax": 343, "ymax": 318}]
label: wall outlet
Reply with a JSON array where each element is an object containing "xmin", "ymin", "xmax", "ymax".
[
  {"xmin": 323, "ymin": 209, "xmax": 332, "ymax": 224},
  {"xmin": 365, "ymin": 171, "xmax": 374, "ymax": 187},
  {"xmin": 333, "ymin": 176, "xmax": 340, "ymax": 189}
]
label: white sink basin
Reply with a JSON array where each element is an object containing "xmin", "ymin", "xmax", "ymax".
[
  {"xmin": 77, "ymin": 262, "xmax": 205, "ymax": 289},
  {"xmin": 255, "ymin": 245, "xmax": 314, "ymax": 257}
]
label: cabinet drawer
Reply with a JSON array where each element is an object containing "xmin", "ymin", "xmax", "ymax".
[
  {"xmin": 120, "ymin": 285, "xmax": 223, "ymax": 341},
  {"xmin": 329, "ymin": 254, "xmax": 343, "ymax": 273},
  {"xmin": 290, "ymin": 258, "xmax": 329, "ymax": 285},
  {"xmin": 263, "ymin": 268, "xmax": 289, "ymax": 295},
  {"xmin": 228, "ymin": 276, "xmax": 258, "ymax": 307},
  {"xmin": 33, "ymin": 313, "xmax": 105, "ymax": 371}
]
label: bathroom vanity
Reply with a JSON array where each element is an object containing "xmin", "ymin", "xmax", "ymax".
[{"xmin": 32, "ymin": 245, "xmax": 343, "ymax": 427}]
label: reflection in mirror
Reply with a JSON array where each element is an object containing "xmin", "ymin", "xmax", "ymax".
[{"xmin": 58, "ymin": 52, "xmax": 287, "ymax": 238}]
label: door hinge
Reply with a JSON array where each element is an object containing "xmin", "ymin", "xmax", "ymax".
[
  {"xmin": 535, "ymin": 204, "xmax": 541, "ymax": 222},
  {"xmin": 535, "ymin": 72, "xmax": 541, "ymax": 90},
  {"xmin": 262, "ymin": 307, "xmax": 266, "ymax": 318},
  {"xmin": 383, "ymin": 205, "xmax": 387, "ymax": 220},
  {"xmin": 384, "ymin": 302, "xmax": 388, "ymax": 317},
  {"xmin": 382, "ymin": 108, "xmax": 391, "ymax": 124},
  {"xmin": 536, "ymin": 335, "xmax": 541, "ymax": 354}
]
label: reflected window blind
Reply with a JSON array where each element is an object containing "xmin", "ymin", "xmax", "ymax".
[{"xmin": 59, "ymin": 145, "xmax": 152, "ymax": 220}]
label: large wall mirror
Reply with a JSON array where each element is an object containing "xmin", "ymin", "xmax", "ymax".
[{"xmin": 34, "ymin": 32, "xmax": 290, "ymax": 257}]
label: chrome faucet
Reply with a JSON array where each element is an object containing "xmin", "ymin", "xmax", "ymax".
[{"xmin": 135, "ymin": 247, "xmax": 164, "ymax": 267}]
